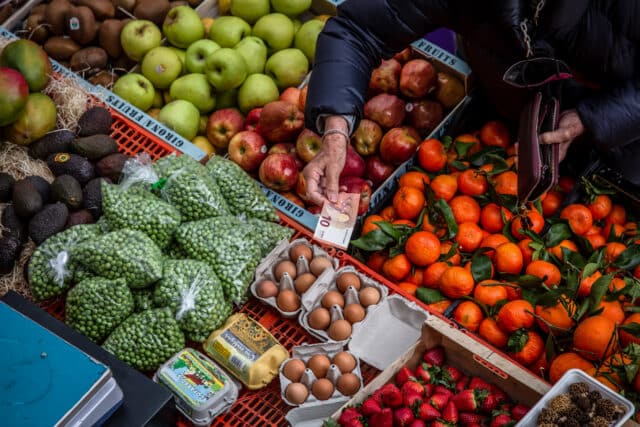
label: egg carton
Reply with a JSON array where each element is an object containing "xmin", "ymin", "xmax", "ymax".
[
  {"xmin": 250, "ymin": 238, "xmax": 339, "ymax": 318},
  {"xmin": 298, "ymin": 265, "xmax": 389, "ymax": 343},
  {"xmin": 279, "ymin": 341, "xmax": 363, "ymax": 408}
]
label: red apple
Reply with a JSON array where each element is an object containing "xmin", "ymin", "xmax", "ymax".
[
  {"xmin": 227, "ymin": 130, "xmax": 268, "ymax": 172},
  {"xmin": 298, "ymin": 85, "xmax": 308, "ymax": 112},
  {"xmin": 379, "ymin": 126, "xmax": 420, "ymax": 165},
  {"xmin": 244, "ymin": 107, "xmax": 262, "ymax": 131},
  {"xmin": 365, "ymin": 155, "xmax": 395, "ymax": 187},
  {"xmin": 295, "ymin": 173, "xmax": 310, "ymax": 201},
  {"xmin": 352, "ymin": 119, "xmax": 383, "ymax": 157},
  {"xmin": 393, "ymin": 47, "xmax": 412, "ymax": 64},
  {"xmin": 364, "ymin": 93, "xmax": 405, "ymax": 129},
  {"xmin": 339, "ymin": 176, "xmax": 372, "ymax": 216},
  {"xmin": 405, "ymin": 100, "xmax": 444, "ymax": 135},
  {"xmin": 258, "ymin": 100, "xmax": 304, "ymax": 143},
  {"xmin": 399, "ymin": 59, "xmax": 437, "ymax": 99},
  {"xmin": 269, "ymin": 142, "xmax": 296, "ymax": 155},
  {"xmin": 206, "ymin": 108, "xmax": 245, "ymax": 149},
  {"xmin": 369, "ymin": 58, "xmax": 401, "ymax": 94},
  {"xmin": 340, "ymin": 144, "xmax": 366, "ymax": 178},
  {"xmin": 296, "ymin": 128, "xmax": 322, "ymax": 163},
  {"xmin": 281, "ymin": 191, "xmax": 305, "ymax": 208},
  {"xmin": 292, "ymin": 154, "xmax": 304, "ymax": 171},
  {"xmin": 308, "ymin": 204, "xmax": 321, "ymax": 215},
  {"xmin": 259, "ymin": 153, "xmax": 299, "ymax": 191},
  {"xmin": 279, "ymin": 87, "xmax": 301, "ymax": 105}
]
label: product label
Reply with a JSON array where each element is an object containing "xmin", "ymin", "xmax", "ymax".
[{"xmin": 68, "ymin": 17, "xmax": 80, "ymax": 31}]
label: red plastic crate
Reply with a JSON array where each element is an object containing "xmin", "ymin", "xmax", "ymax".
[{"xmin": 110, "ymin": 110, "xmax": 178, "ymax": 160}]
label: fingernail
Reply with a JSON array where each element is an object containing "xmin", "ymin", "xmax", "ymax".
[{"xmin": 329, "ymin": 193, "xmax": 337, "ymax": 203}]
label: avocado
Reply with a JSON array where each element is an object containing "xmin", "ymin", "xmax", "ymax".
[
  {"xmin": 47, "ymin": 153, "xmax": 95, "ymax": 184},
  {"xmin": 0, "ymin": 236, "xmax": 21, "ymax": 274},
  {"xmin": 12, "ymin": 179, "xmax": 43, "ymax": 218},
  {"xmin": 82, "ymin": 177, "xmax": 109, "ymax": 218},
  {"xmin": 1, "ymin": 205, "xmax": 27, "ymax": 243},
  {"xmin": 28, "ymin": 202, "xmax": 69, "ymax": 245},
  {"xmin": 0, "ymin": 173, "xmax": 15, "ymax": 202},
  {"xmin": 26, "ymin": 176, "xmax": 51, "ymax": 203},
  {"xmin": 28, "ymin": 129, "xmax": 74, "ymax": 160},
  {"xmin": 95, "ymin": 152, "xmax": 128, "ymax": 182},
  {"xmin": 77, "ymin": 106, "xmax": 113, "ymax": 136},
  {"xmin": 51, "ymin": 175, "xmax": 83, "ymax": 209},
  {"xmin": 66, "ymin": 209, "xmax": 95, "ymax": 227},
  {"xmin": 71, "ymin": 134, "xmax": 119, "ymax": 160}
]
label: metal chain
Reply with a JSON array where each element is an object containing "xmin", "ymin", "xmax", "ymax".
[
  {"xmin": 533, "ymin": 0, "xmax": 547, "ymax": 26},
  {"xmin": 519, "ymin": 0, "xmax": 547, "ymax": 58}
]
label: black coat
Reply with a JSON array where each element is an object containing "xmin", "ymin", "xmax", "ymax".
[{"xmin": 305, "ymin": 0, "xmax": 640, "ymax": 183}]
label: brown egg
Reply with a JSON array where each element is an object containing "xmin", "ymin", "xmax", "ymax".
[
  {"xmin": 289, "ymin": 244, "xmax": 313, "ymax": 262},
  {"xmin": 310, "ymin": 256, "xmax": 333, "ymax": 276},
  {"xmin": 359, "ymin": 287, "xmax": 381, "ymax": 308},
  {"xmin": 332, "ymin": 351, "xmax": 357, "ymax": 374},
  {"xmin": 274, "ymin": 260, "xmax": 297, "ymax": 281},
  {"xmin": 336, "ymin": 272, "xmax": 361, "ymax": 293},
  {"xmin": 308, "ymin": 307, "xmax": 331, "ymax": 330},
  {"xmin": 307, "ymin": 354, "xmax": 331, "ymax": 378},
  {"xmin": 321, "ymin": 290, "xmax": 345, "ymax": 309},
  {"xmin": 256, "ymin": 280, "xmax": 278, "ymax": 298},
  {"xmin": 336, "ymin": 373, "xmax": 361, "ymax": 396},
  {"xmin": 283, "ymin": 359, "xmax": 306, "ymax": 382},
  {"xmin": 311, "ymin": 378, "xmax": 335, "ymax": 401},
  {"xmin": 328, "ymin": 319, "xmax": 352, "ymax": 341},
  {"xmin": 285, "ymin": 382, "xmax": 309, "ymax": 405},
  {"xmin": 344, "ymin": 303, "xmax": 366, "ymax": 324},
  {"xmin": 277, "ymin": 289, "xmax": 300, "ymax": 312},
  {"xmin": 294, "ymin": 273, "xmax": 316, "ymax": 294}
]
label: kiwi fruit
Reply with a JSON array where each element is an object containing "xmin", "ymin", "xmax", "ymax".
[
  {"xmin": 70, "ymin": 47, "xmax": 108, "ymax": 72},
  {"xmin": 44, "ymin": 36, "xmax": 82, "ymax": 61},
  {"xmin": 32, "ymin": 4, "xmax": 48, "ymax": 16},
  {"xmin": 66, "ymin": 6, "xmax": 97, "ymax": 45},
  {"xmin": 170, "ymin": 1, "xmax": 189, "ymax": 7},
  {"xmin": 89, "ymin": 70, "xmax": 117, "ymax": 88},
  {"xmin": 0, "ymin": 4, "xmax": 13, "ymax": 24},
  {"xmin": 112, "ymin": 55, "xmax": 136, "ymax": 71},
  {"xmin": 76, "ymin": 0, "xmax": 115, "ymax": 20},
  {"xmin": 45, "ymin": 0, "xmax": 72, "ymax": 36},
  {"xmin": 134, "ymin": 0, "xmax": 171, "ymax": 26},
  {"xmin": 23, "ymin": 14, "xmax": 49, "ymax": 45},
  {"xmin": 99, "ymin": 19, "xmax": 128, "ymax": 58},
  {"xmin": 114, "ymin": 0, "xmax": 136, "ymax": 18}
]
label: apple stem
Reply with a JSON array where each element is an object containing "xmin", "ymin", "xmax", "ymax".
[{"xmin": 117, "ymin": 6, "xmax": 136, "ymax": 19}]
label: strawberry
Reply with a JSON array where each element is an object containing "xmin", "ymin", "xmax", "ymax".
[
  {"xmin": 372, "ymin": 387, "xmax": 384, "ymax": 404},
  {"xmin": 380, "ymin": 383, "xmax": 403, "ymax": 408},
  {"xmin": 396, "ymin": 367, "xmax": 415, "ymax": 386},
  {"xmin": 429, "ymin": 393, "xmax": 450, "ymax": 411},
  {"xmin": 451, "ymin": 389, "xmax": 488, "ymax": 412},
  {"xmin": 445, "ymin": 366, "xmax": 463, "ymax": 382},
  {"xmin": 338, "ymin": 407, "xmax": 362, "ymax": 426},
  {"xmin": 344, "ymin": 418, "xmax": 365, "ymax": 427},
  {"xmin": 456, "ymin": 376, "xmax": 469, "ymax": 392},
  {"xmin": 431, "ymin": 420, "xmax": 453, "ymax": 427},
  {"xmin": 423, "ymin": 383, "xmax": 435, "ymax": 398},
  {"xmin": 480, "ymin": 393, "xmax": 499, "ymax": 414},
  {"xmin": 403, "ymin": 392, "xmax": 423, "ymax": 408},
  {"xmin": 361, "ymin": 397, "xmax": 382, "ymax": 417},
  {"xmin": 442, "ymin": 401, "xmax": 459, "ymax": 424},
  {"xmin": 459, "ymin": 412, "xmax": 487, "ymax": 426},
  {"xmin": 402, "ymin": 380, "xmax": 425, "ymax": 397},
  {"xmin": 489, "ymin": 384, "xmax": 507, "ymax": 404},
  {"xmin": 369, "ymin": 407, "xmax": 393, "ymax": 427},
  {"xmin": 409, "ymin": 420, "xmax": 427, "ymax": 427},
  {"xmin": 511, "ymin": 403, "xmax": 530, "ymax": 421},
  {"xmin": 393, "ymin": 407, "xmax": 415, "ymax": 427},
  {"xmin": 423, "ymin": 346, "xmax": 445, "ymax": 366},
  {"xmin": 433, "ymin": 385, "xmax": 453, "ymax": 400},
  {"xmin": 415, "ymin": 402, "xmax": 440, "ymax": 421},
  {"xmin": 497, "ymin": 403, "xmax": 512, "ymax": 413},
  {"xmin": 415, "ymin": 363, "xmax": 433, "ymax": 383},
  {"xmin": 468, "ymin": 376, "xmax": 491, "ymax": 391},
  {"xmin": 490, "ymin": 413, "xmax": 513, "ymax": 427}
]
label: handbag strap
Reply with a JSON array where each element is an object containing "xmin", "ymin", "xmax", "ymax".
[{"xmin": 520, "ymin": 0, "xmax": 547, "ymax": 58}]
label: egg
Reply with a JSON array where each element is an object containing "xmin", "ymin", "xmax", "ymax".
[
  {"xmin": 311, "ymin": 378, "xmax": 335, "ymax": 401},
  {"xmin": 285, "ymin": 382, "xmax": 309, "ymax": 405},
  {"xmin": 283, "ymin": 359, "xmax": 306, "ymax": 382},
  {"xmin": 307, "ymin": 354, "xmax": 331, "ymax": 378},
  {"xmin": 256, "ymin": 280, "xmax": 278, "ymax": 298},
  {"xmin": 289, "ymin": 244, "xmax": 313, "ymax": 263},
  {"xmin": 308, "ymin": 307, "xmax": 331, "ymax": 330},
  {"xmin": 336, "ymin": 272, "xmax": 361, "ymax": 293},
  {"xmin": 294, "ymin": 273, "xmax": 316, "ymax": 294},
  {"xmin": 274, "ymin": 260, "xmax": 297, "ymax": 281},
  {"xmin": 336, "ymin": 373, "xmax": 361, "ymax": 396},
  {"xmin": 321, "ymin": 290, "xmax": 345, "ymax": 309},
  {"xmin": 328, "ymin": 319, "xmax": 352, "ymax": 341},
  {"xmin": 344, "ymin": 303, "xmax": 366, "ymax": 324},
  {"xmin": 332, "ymin": 351, "xmax": 357, "ymax": 374},
  {"xmin": 359, "ymin": 286, "xmax": 381, "ymax": 307},
  {"xmin": 277, "ymin": 289, "xmax": 300, "ymax": 312},
  {"xmin": 310, "ymin": 256, "xmax": 333, "ymax": 276}
]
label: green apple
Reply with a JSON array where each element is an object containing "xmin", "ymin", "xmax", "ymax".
[
  {"xmin": 168, "ymin": 47, "xmax": 187, "ymax": 75},
  {"xmin": 163, "ymin": 5, "xmax": 205, "ymax": 49},
  {"xmin": 270, "ymin": 0, "xmax": 311, "ymax": 16},
  {"xmin": 265, "ymin": 48, "xmax": 308, "ymax": 89},
  {"xmin": 112, "ymin": 73, "xmax": 156, "ymax": 111},
  {"xmin": 169, "ymin": 73, "xmax": 216, "ymax": 113},
  {"xmin": 163, "ymin": 91, "xmax": 173, "ymax": 104},
  {"xmin": 230, "ymin": 0, "xmax": 270, "ymax": 24},
  {"xmin": 158, "ymin": 100, "xmax": 201, "ymax": 140},
  {"xmin": 141, "ymin": 46, "xmax": 183, "ymax": 89},
  {"xmin": 292, "ymin": 19, "xmax": 301, "ymax": 33},
  {"xmin": 152, "ymin": 90, "xmax": 164, "ymax": 108},
  {"xmin": 120, "ymin": 20, "xmax": 162, "ymax": 61},
  {"xmin": 205, "ymin": 48, "xmax": 247, "ymax": 91},
  {"xmin": 185, "ymin": 39, "xmax": 220, "ymax": 73},
  {"xmin": 216, "ymin": 88, "xmax": 238, "ymax": 108},
  {"xmin": 209, "ymin": 16, "xmax": 251, "ymax": 48},
  {"xmin": 237, "ymin": 73, "xmax": 279, "ymax": 113},
  {"xmin": 294, "ymin": 19, "xmax": 324, "ymax": 64},
  {"xmin": 252, "ymin": 13, "xmax": 294, "ymax": 53},
  {"xmin": 233, "ymin": 36, "xmax": 267, "ymax": 75}
]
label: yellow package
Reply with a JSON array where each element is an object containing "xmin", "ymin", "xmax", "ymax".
[{"xmin": 203, "ymin": 313, "xmax": 289, "ymax": 390}]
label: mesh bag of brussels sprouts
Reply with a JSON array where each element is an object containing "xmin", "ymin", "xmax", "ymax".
[
  {"xmin": 153, "ymin": 259, "xmax": 233, "ymax": 343},
  {"xmin": 27, "ymin": 224, "xmax": 103, "ymax": 301}
]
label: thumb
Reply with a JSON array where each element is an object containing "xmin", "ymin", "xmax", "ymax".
[{"xmin": 325, "ymin": 164, "xmax": 341, "ymax": 203}]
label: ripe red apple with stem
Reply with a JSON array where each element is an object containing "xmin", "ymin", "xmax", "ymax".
[
  {"xmin": 205, "ymin": 108, "xmax": 245, "ymax": 149},
  {"xmin": 227, "ymin": 130, "xmax": 268, "ymax": 172}
]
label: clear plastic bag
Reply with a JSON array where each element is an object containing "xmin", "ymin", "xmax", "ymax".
[{"xmin": 247, "ymin": 217, "xmax": 294, "ymax": 257}]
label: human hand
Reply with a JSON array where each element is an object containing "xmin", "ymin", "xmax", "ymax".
[{"xmin": 539, "ymin": 109, "xmax": 585, "ymax": 161}]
